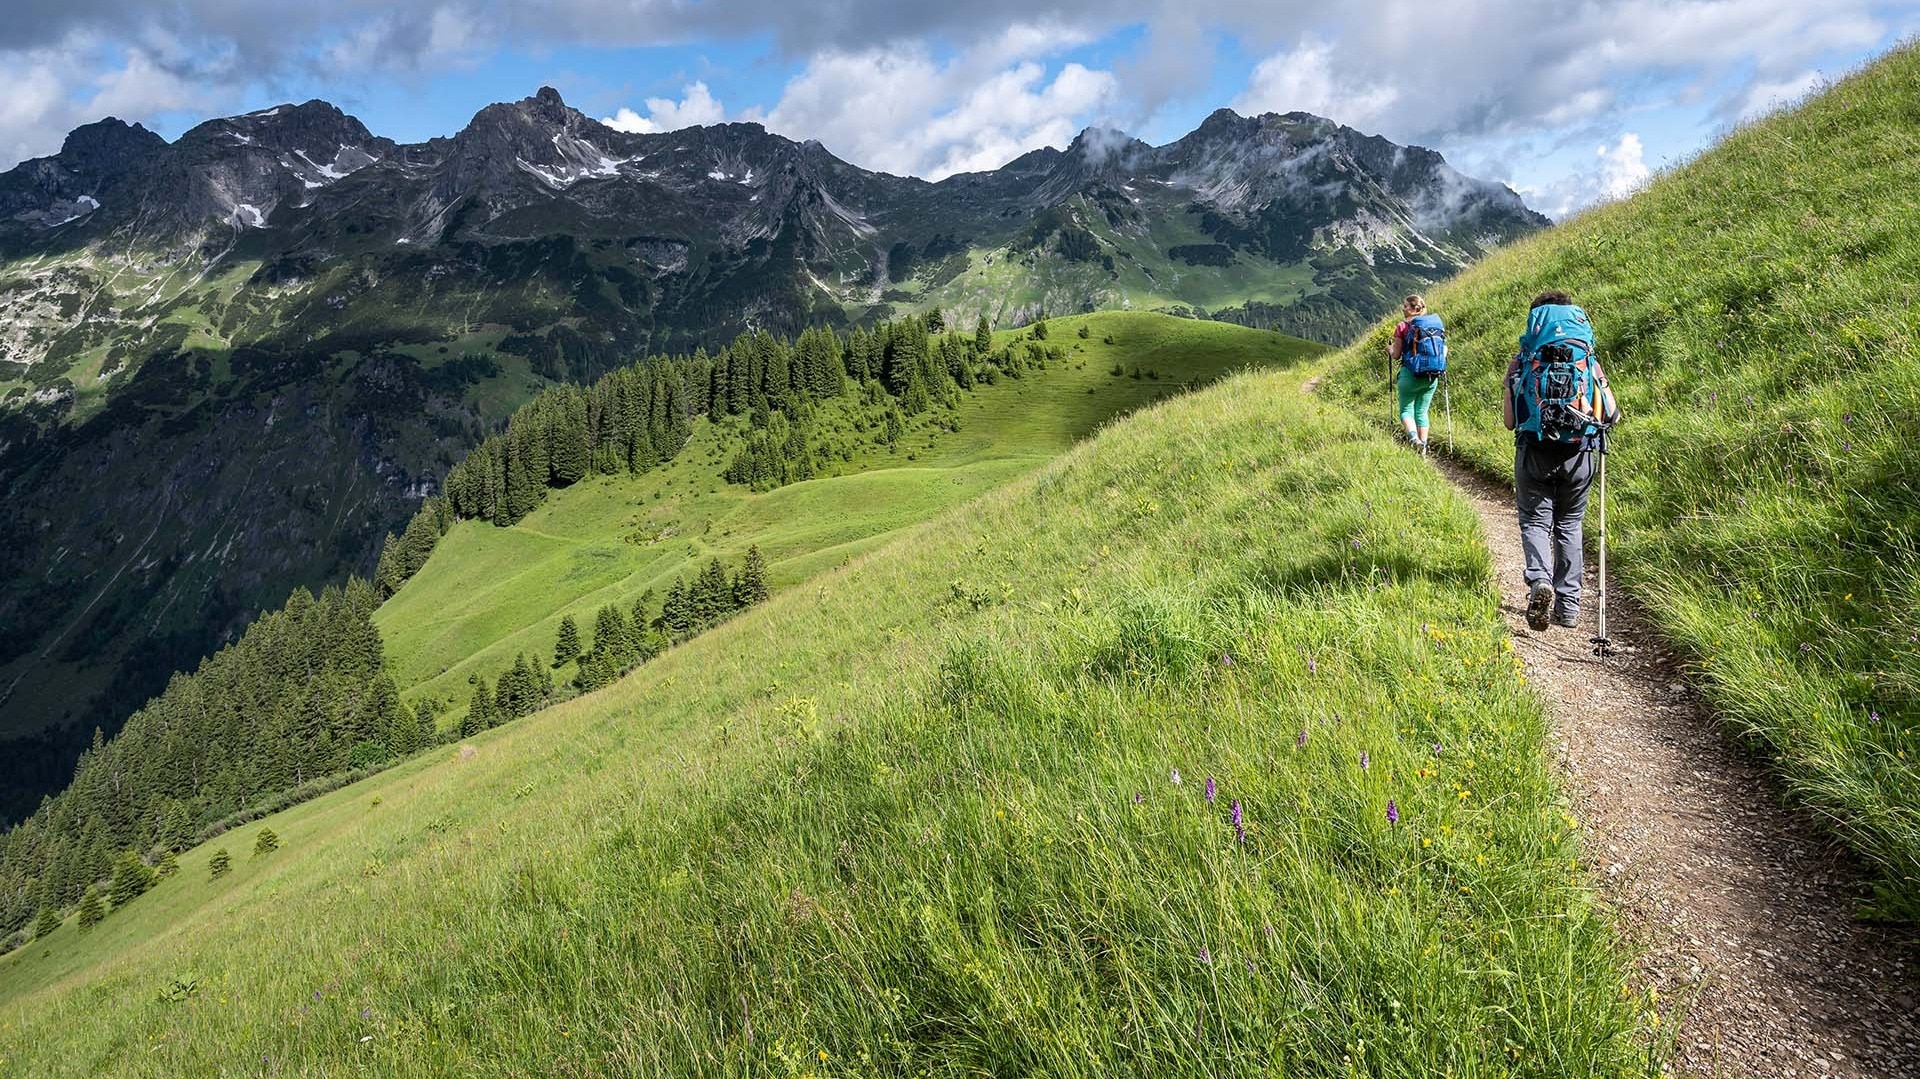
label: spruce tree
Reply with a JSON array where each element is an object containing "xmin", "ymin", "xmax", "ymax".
[
  {"xmin": 593, "ymin": 605, "xmax": 632, "ymax": 665},
  {"xmin": 553, "ymin": 614, "xmax": 582, "ymax": 668},
  {"xmin": 33, "ymin": 905, "xmax": 59, "ymax": 940},
  {"xmin": 736, "ymin": 545, "xmax": 771, "ymax": 607},
  {"xmin": 76, "ymin": 889, "xmax": 105, "ymax": 931},
  {"xmin": 157, "ymin": 850, "xmax": 180, "ymax": 879},
  {"xmin": 1031, "ymin": 317, "xmax": 1049, "ymax": 340},
  {"xmin": 462, "ymin": 678, "xmax": 494, "ymax": 736},
  {"xmin": 208, "ymin": 849, "xmax": 232, "ymax": 879},
  {"xmin": 975, "ymin": 314, "xmax": 993, "ymax": 353},
  {"xmin": 108, "ymin": 849, "xmax": 156, "ymax": 906},
  {"xmin": 253, "ymin": 828, "xmax": 280, "ymax": 858},
  {"xmin": 158, "ymin": 799, "xmax": 192, "ymax": 852},
  {"xmin": 659, "ymin": 579, "xmax": 692, "ymax": 640}
]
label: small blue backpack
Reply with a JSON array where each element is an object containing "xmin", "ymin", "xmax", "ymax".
[
  {"xmin": 1515, "ymin": 304, "xmax": 1603, "ymax": 443},
  {"xmin": 1403, "ymin": 314, "xmax": 1447, "ymax": 378}
]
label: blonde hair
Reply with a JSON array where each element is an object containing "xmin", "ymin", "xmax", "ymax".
[{"xmin": 1403, "ymin": 294, "xmax": 1427, "ymax": 314}]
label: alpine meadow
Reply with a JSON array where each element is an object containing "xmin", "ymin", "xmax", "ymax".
[{"xmin": 4, "ymin": 14, "xmax": 1920, "ymax": 1079}]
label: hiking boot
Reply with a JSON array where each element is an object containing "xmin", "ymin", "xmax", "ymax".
[
  {"xmin": 1551, "ymin": 609, "xmax": 1580, "ymax": 629},
  {"xmin": 1525, "ymin": 583, "xmax": 1554, "ymax": 631}
]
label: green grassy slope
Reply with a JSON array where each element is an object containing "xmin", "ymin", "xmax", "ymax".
[
  {"xmin": 378, "ymin": 313, "xmax": 1319, "ymax": 717},
  {"xmin": 0, "ymin": 361, "xmax": 1658, "ymax": 1074},
  {"xmin": 1322, "ymin": 48, "xmax": 1920, "ymax": 912}
]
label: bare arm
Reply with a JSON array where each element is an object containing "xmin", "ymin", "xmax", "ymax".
[{"xmin": 1386, "ymin": 323, "xmax": 1405, "ymax": 361}]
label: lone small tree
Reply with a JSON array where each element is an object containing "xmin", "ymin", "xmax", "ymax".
[
  {"xmin": 33, "ymin": 906, "xmax": 59, "ymax": 940},
  {"xmin": 157, "ymin": 850, "xmax": 181, "ymax": 878},
  {"xmin": 253, "ymin": 827, "xmax": 280, "ymax": 858},
  {"xmin": 208, "ymin": 848, "xmax": 232, "ymax": 879},
  {"xmin": 76, "ymin": 889, "xmax": 105, "ymax": 931},
  {"xmin": 552, "ymin": 614, "xmax": 581, "ymax": 668},
  {"xmin": 974, "ymin": 314, "xmax": 992, "ymax": 353}
]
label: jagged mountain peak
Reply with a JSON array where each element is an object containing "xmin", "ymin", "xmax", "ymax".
[{"xmin": 59, "ymin": 117, "xmax": 167, "ymax": 163}]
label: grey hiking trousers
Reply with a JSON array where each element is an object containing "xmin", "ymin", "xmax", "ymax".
[{"xmin": 1515, "ymin": 441, "xmax": 1595, "ymax": 620}]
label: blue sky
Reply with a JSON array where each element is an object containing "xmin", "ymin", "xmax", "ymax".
[{"xmin": 3, "ymin": 2, "xmax": 1915, "ymax": 218}]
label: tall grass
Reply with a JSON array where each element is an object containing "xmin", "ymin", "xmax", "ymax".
[
  {"xmin": 1322, "ymin": 46, "xmax": 1920, "ymax": 914},
  {"xmin": 0, "ymin": 364, "xmax": 1658, "ymax": 1074}
]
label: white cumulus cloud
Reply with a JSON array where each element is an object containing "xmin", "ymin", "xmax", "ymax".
[
  {"xmin": 601, "ymin": 82, "xmax": 728, "ymax": 133},
  {"xmin": 755, "ymin": 37, "xmax": 1118, "ymax": 179},
  {"xmin": 1727, "ymin": 69, "xmax": 1825, "ymax": 122},
  {"xmin": 1517, "ymin": 132, "xmax": 1652, "ymax": 220},
  {"xmin": 1232, "ymin": 38, "xmax": 1399, "ymax": 129}
]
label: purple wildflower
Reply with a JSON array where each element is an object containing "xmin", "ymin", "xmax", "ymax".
[
  {"xmin": 1307, "ymin": 656, "xmax": 1317, "ymax": 674},
  {"xmin": 1297, "ymin": 728, "xmax": 1309, "ymax": 748},
  {"xmin": 1134, "ymin": 791, "xmax": 1144, "ymax": 804},
  {"xmin": 1264, "ymin": 923, "xmax": 1275, "ymax": 938},
  {"xmin": 1844, "ymin": 411, "xmax": 1854, "ymax": 425},
  {"xmin": 1359, "ymin": 750, "xmax": 1371, "ymax": 771},
  {"xmin": 1871, "ymin": 711, "xmax": 1882, "ymax": 723},
  {"xmin": 1198, "ymin": 945, "xmax": 1212, "ymax": 964},
  {"xmin": 1800, "ymin": 642, "xmax": 1813, "ymax": 652},
  {"xmin": 1221, "ymin": 652, "xmax": 1234, "ymax": 667},
  {"xmin": 1171, "ymin": 768, "xmax": 1182, "ymax": 785},
  {"xmin": 361, "ymin": 1008, "xmax": 372, "ymax": 1019},
  {"xmin": 1432, "ymin": 742, "xmax": 1443, "ymax": 757},
  {"xmin": 1842, "ymin": 440, "xmax": 1852, "ymax": 452},
  {"xmin": 1386, "ymin": 799, "xmax": 1400, "ymax": 825},
  {"xmin": 1351, "ymin": 537, "xmax": 1362, "ymax": 549},
  {"xmin": 1232, "ymin": 800, "xmax": 1246, "ymax": 844},
  {"xmin": 1246, "ymin": 958, "xmax": 1258, "ymax": 974},
  {"xmin": 1205, "ymin": 776, "xmax": 1217, "ymax": 804}
]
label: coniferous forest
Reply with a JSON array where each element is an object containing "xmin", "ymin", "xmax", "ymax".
[{"xmin": 1, "ymin": 310, "xmax": 1050, "ymax": 945}]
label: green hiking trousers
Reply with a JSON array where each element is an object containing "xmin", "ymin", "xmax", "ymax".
[{"xmin": 1397, "ymin": 366, "xmax": 1439, "ymax": 427}]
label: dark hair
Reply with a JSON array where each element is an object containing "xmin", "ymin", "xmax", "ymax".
[{"xmin": 1530, "ymin": 290, "xmax": 1574, "ymax": 309}]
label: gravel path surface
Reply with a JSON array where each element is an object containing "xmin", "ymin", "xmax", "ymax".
[{"xmin": 1431, "ymin": 453, "xmax": 1920, "ymax": 1078}]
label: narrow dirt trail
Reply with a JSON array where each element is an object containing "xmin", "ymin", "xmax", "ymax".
[{"xmin": 1426, "ymin": 453, "xmax": 1920, "ymax": 1077}]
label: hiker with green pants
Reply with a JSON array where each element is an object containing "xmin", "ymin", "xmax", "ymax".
[
  {"xmin": 1387, "ymin": 294, "xmax": 1446, "ymax": 448},
  {"xmin": 1504, "ymin": 290, "xmax": 1621, "ymax": 631}
]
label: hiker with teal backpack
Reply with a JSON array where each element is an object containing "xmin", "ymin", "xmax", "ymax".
[
  {"xmin": 1388, "ymin": 294, "xmax": 1447, "ymax": 451},
  {"xmin": 1504, "ymin": 290, "xmax": 1621, "ymax": 632}
]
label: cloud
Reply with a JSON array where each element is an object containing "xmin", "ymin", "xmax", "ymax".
[
  {"xmin": 602, "ymin": 82, "xmax": 727, "ymax": 132},
  {"xmin": 0, "ymin": 37, "xmax": 227, "ymax": 169},
  {"xmin": 0, "ymin": 0, "xmax": 1908, "ymax": 180},
  {"xmin": 1518, "ymin": 132, "xmax": 1651, "ymax": 220},
  {"xmin": 756, "ymin": 32, "xmax": 1118, "ymax": 179},
  {"xmin": 1232, "ymin": 38, "xmax": 1398, "ymax": 130},
  {"xmin": 1725, "ymin": 69, "xmax": 1825, "ymax": 123}
]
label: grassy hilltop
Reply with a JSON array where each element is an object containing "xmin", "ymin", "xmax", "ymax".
[
  {"xmin": 1323, "ymin": 46, "xmax": 1920, "ymax": 912},
  {"xmin": 0, "ymin": 327, "xmax": 1657, "ymax": 1074},
  {"xmin": 377, "ymin": 313, "xmax": 1317, "ymax": 720}
]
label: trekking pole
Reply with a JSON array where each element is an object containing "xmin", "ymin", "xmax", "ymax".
[
  {"xmin": 1443, "ymin": 372, "xmax": 1454, "ymax": 453},
  {"xmin": 1590, "ymin": 428, "xmax": 1615, "ymax": 663}
]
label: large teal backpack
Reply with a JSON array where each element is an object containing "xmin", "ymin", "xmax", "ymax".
[{"xmin": 1514, "ymin": 304, "xmax": 1603, "ymax": 443}]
